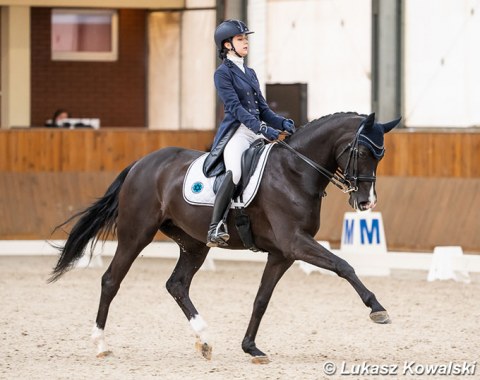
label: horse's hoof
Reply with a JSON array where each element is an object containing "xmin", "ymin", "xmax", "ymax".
[
  {"xmin": 370, "ymin": 311, "xmax": 391, "ymax": 324},
  {"xmin": 96, "ymin": 350, "xmax": 112, "ymax": 358},
  {"xmin": 195, "ymin": 341, "xmax": 212, "ymax": 360},
  {"xmin": 251, "ymin": 355, "xmax": 270, "ymax": 364}
]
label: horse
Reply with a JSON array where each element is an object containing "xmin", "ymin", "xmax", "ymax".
[{"xmin": 49, "ymin": 111, "xmax": 400, "ymax": 364}]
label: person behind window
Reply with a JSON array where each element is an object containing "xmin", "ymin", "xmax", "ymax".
[{"xmin": 46, "ymin": 109, "xmax": 69, "ymax": 128}]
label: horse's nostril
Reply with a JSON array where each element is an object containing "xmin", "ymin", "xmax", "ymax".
[{"xmin": 358, "ymin": 201, "xmax": 371, "ymax": 211}]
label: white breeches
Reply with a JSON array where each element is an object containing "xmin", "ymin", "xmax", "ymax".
[{"xmin": 223, "ymin": 124, "xmax": 263, "ymax": 185}]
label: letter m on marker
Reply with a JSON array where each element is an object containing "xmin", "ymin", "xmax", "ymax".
[
  {"xmin": 343, "ymin": 219, "xmax": 354, "ymax": 244},
  {"xmin": 360, "ymin": 219, "xmax": 380, "ymax": 244}
]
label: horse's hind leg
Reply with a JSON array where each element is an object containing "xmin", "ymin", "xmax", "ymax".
[
  {"xmin": 162, "ymin": 224, "xmax": 211, "ymax": 359},
  {"xmin": 92, "ymin": 221, "xmax": 158, "ymax": 357}
]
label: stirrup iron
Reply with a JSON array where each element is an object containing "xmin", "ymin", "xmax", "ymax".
[{"xmin": 207, "ymin": 219, "xmax": 230, "ymax": 247}]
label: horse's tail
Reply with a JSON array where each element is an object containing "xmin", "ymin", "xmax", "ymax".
[{"xmin": 48, "ymin": 162, "xmax": 136, "ymax": 283}]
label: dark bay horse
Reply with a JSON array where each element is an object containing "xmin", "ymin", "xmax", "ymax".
[{"xmin": 50, "ymin": 112, "xmax": 400, "ymax": 363}]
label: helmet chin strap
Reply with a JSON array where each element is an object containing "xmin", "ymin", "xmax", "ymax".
[
  {"xmin": 230, "ymin": 48, "xmax": 243, "ymax": 58},
  {"xmin": 227, "ymin": 38, "xmax": 243, "ymax": 58}
]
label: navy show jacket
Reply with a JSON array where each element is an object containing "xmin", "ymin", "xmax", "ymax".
[{"xmin": 211, "ymin": 59, "xmax": 285, "ymax": 150}]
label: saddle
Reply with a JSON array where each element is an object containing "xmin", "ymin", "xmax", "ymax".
[
  {"xmin": 213, "ymin": 139, "xmax": 266, "ymax": 198},
  {"xmin": 184, "ymin": 139, "xmax": 271, "ymax": 252},
  {"xmin": 214, "ymin": 139, "xmax": 266, "ymax": 252}
]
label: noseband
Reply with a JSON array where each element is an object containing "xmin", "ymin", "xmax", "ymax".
[{"xmin": 278, "ymin": 118, "xmax": 379, "ymax": 194}]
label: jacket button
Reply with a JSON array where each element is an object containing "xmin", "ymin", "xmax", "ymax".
[
  {"xmin": 255, "ymin": 101, "xmax": 258, "ymax": 104},
  {"xmin": 254, "ymin": 92, "xmax": 257, "ymax": 96},
  {"xmin": 247, "ymin": 92, "xmax": 250, "ymax": 95},
  {"xmin": 256, "ymin": 109, "xmax": 259, "ymax": 112},
  {"xmin": 249, "ymin": 109, "xmax": 252, "ymax": 112},
  {"xmin": 248, "ymin": 101, "xmax": 251, "ymax": 104}
]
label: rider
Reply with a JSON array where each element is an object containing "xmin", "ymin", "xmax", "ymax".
[{"xmin": 205, "ymin": 19, "xmax": 296, "ymax": 248}]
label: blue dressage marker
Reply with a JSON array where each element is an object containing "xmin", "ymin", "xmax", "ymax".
[{"xmin": 341, "ymin": 211, "xmax": 387, "ymax": 254}]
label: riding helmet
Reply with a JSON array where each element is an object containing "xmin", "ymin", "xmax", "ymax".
[{"xmin": 214, "ymin": 19, "xmax": 254, "ymax": 50}]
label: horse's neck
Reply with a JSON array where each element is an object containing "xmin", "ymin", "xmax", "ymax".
[{"xmin": 289, "ymin": 123, "xmax": 341, "ymax": 171}]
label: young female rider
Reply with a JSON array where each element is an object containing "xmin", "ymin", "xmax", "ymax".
[{"xmin": 205, "ymin": 19, "xmax": 296, "ymax": 247}]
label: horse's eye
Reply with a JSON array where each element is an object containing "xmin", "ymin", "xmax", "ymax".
[{"xmin": 358, "ymin": 150, "xmax": 368, "ymax": 159}]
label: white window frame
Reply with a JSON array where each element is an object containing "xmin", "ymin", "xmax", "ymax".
[{"xmin": 51, "ymin": 9, "xmax": 119, "ymax": 62}]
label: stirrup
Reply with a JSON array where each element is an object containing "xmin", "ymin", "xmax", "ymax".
[{"xmin": 207, "ymin": 221, "xmax": 230, "ymax": 247}]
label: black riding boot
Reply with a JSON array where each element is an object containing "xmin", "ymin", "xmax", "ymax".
[{"xmin": 207, "ymin": 171, "xmax": 236, "ymax": 247}]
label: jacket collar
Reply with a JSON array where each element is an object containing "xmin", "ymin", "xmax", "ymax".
[{"xmin": 223, "ymin": 59, "xmax": 259, "ymax": 90}]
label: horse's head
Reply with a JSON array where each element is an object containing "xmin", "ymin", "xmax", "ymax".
[{"xmin": 337, "ymin": 113, "xmax": 400, "ymax": 211}]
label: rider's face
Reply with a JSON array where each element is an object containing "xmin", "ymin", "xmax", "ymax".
[{"xmin": 225, "ymin": 34, "xmax": 249, "ymax": 57}]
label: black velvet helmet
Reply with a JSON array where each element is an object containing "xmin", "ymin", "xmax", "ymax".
[{"xmin": 214, "ymin": 19, "xmax": 254, "ymax": 50}]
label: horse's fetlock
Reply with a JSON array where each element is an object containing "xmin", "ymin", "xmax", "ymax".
[{"xmin": 242, "ymin": 337, "xmax": 255, "ymax": 353}]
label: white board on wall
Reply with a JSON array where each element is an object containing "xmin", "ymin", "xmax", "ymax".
[
  {"xmin": 404, "ymin": 0, "xmax": 480, "ymax": 127},
  {"xmin": 260, "ymin": 0, "xmax": 372, "ymax": 121}
]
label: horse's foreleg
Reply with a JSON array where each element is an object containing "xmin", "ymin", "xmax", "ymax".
[
  {"xmin": 165, "ymin": 238, "xmax": 211, "ymax": 359},
  {"xmin": 294, "ymin": 236, "xmax": 390, "ymax": 323},
  {"xmin": 336, "ymin": 258, "xmax": 391, "ymax": 323},
  {"xmin": 242, "ymin": 254, "xmax": 294, "ymax": 364}
]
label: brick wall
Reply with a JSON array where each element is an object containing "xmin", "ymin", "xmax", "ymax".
[{"xmin": 31, "ymin": 8, "xmax": 146, "ymax": 127}]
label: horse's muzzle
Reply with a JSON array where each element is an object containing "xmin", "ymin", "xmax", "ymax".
[
  {"xmin": 358, "ymin": 201, "xmax": 376, "ymax": 211},
  {"xmin": 349, "ymin": 196, "xmax": 376, "ymax": 212}
]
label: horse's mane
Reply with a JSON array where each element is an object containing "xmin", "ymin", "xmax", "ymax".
[
  {"xmin": 299, "ymin": 111, "xmax": 367, "ymax": 130},
  {"xmin": 286, "ymin": 112, "xmax": 366, "ymax": 147}
]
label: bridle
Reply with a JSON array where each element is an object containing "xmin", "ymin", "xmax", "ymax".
[{"xmin": 277, "ymin": 118, "xmax": 379, "ymax": 194}]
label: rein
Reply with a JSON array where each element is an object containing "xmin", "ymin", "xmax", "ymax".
[
  {"xmin": 277, "ymin": 139, "xmax": 355, "ymax": 193},
  {"xmin": 277, "ymin": 118, "xmax": 376, "ymax": 194}
]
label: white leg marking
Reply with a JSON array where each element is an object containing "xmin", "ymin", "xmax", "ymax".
[
  {"xmin": 91, "ymin": 325, "xmax": 109, "ymax": 356},
  {"xmin": 189, "ymin": 314, "xmax": 209, "ymax": 343}
]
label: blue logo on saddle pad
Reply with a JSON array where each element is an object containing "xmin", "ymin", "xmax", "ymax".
[{"xmin": 192, "ymin": 182, "xmax": 204, "ymax": 194}]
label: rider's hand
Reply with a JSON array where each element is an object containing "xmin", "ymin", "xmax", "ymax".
[
  {"xmin": 282, "ymin": 119, "xmax": 296, "ymax": 135},
  {"xmin": 259, "ymin": 122, "xmax": 280, "ymax": 141}
]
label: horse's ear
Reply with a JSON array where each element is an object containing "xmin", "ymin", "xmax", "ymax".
[
  {"xmin": 364, "ymin": 113, "xmax": 375, "ymax": 129},
  {"xmin": 381, "ymin": 117, "xmax": 402, "ymax": 133}
]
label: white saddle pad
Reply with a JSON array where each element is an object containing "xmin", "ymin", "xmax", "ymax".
[{"xmin": 183, "ymin": 143, "xmax": 275, "ymax": 208}]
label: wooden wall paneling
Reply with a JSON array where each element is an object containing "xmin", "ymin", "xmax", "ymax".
[
  {"xmin": 0, "ymin": 133, "xmax": 7, "ymax": 170},
  {"xmin": 2, "ymin": 129, "xmax": 479, "ymax": 175},
  {"xmin": 0, "ymin": 172, "xmax": 171, "ymax": 240},
  {"xmin": 0, "ymin": 172, "xmax": 114, "ymax": 239},
  {"xmin": 315, "ymin": 177, "xmax": 480, "ymax": 252},
  {"xmin": 460, "ymin": 133, "xmax": 480, "ymax": 177},
  {"xmin": 463, "ymin": 181, "xmax": 480, "ymax": 244},
  {"xmin": 376, "ymin": 177, "xmax": 480, "ymax": 252},
  {"xmin": 100, "ymin": 130, "xmax": 125, "ymax": 170},
  {"xmin": 60, "ymin": 130, "xmax": 86, "ymax": 171},
  {"xmin": 0, "ymin": 129, "xmax": 215, "ymax": 172},
  {"xmin": 1, "ymin": 171, "xmax": 479, "ymax": 251},
  {"xmin": 380, "ymin": 131, "xmax": 480, "ymax": 178},
  {"xmin": 380, "ymin": 132, "xmax": 411, "ymax": 176},
  {"xmin": 9, "ymin": 130, "xmax": 60, "ymax": 171}
]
